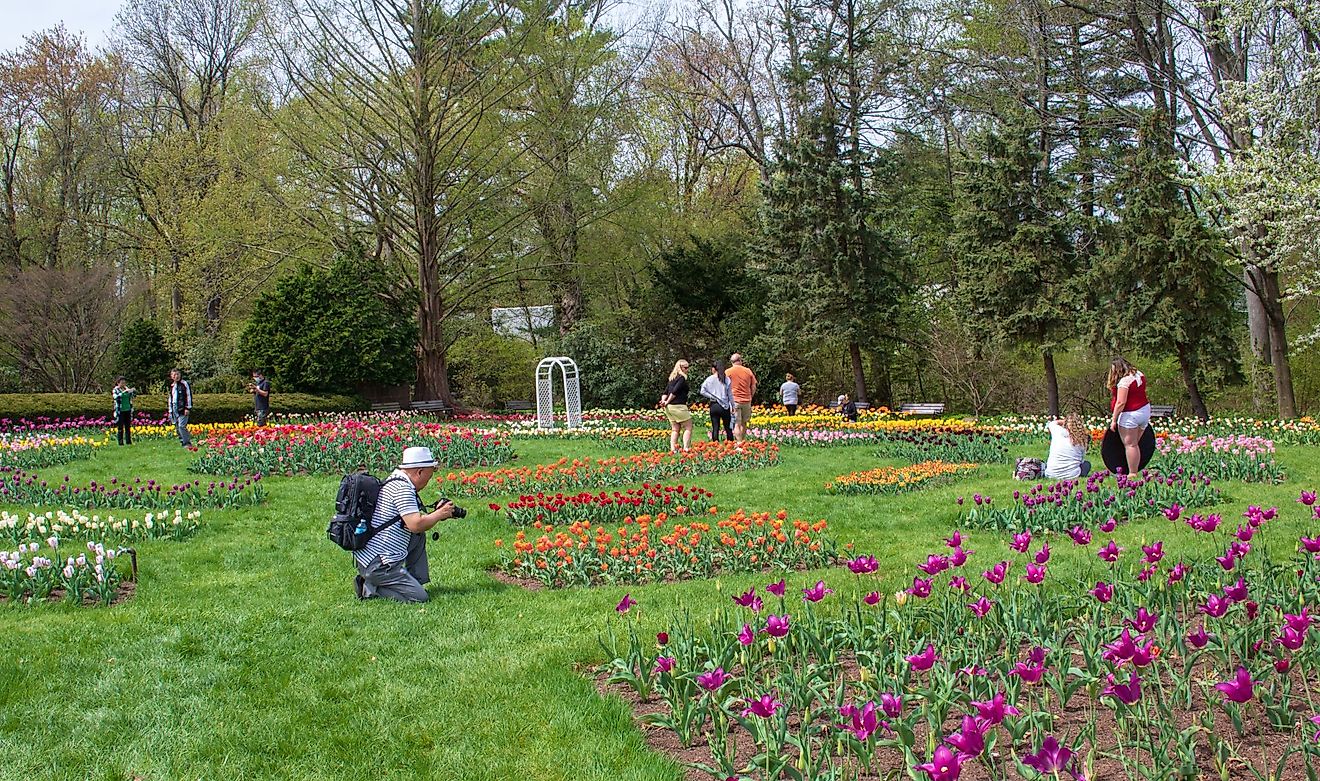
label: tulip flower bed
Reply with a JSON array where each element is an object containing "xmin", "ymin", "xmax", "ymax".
[
  {"xmin": 494, "ymin": 509, "xmax": 835, "ymax": 587},
  {"xmin": 436, "ymin": 440, "xmax": 779, "ymax": 499},
  {"xmin": 874, "ymin": 429, "xmax": 1024, "ymax": 464},
  {"xmin": 2, "ymin": 538, "xmax": 133, "ymax": 606},
  {"xmin": 1157, "ymin": 434, "xmax": 1285, "ymax": 483},
  {"xmin": 0, "ymin": 466, "xmax": 264, "ymax": 510},
  {"xmin": 491, "ymin": 484, "xmax": 716, "ymax": 526},
  {"xmin": 601, "ymin": 499, "xmax": 1320, "ymax": 781},
  {"xmin": 1, "ymin": 412, "xmax": 161, "ymax": 435},
  {"xmin": 0, "ymin": 433, "xmax": 101, "ymax": 469},
  {"xmin": 959, "ymin": 467, "xmax": 1221, "ymax": 532},
  {"xmin": 1, "ymin": 508, "xmax": 204, "ymax": 544},
  {"xmin": 826, "ymin": 461, "xmax": 981, "ymax": 495},
  {"xmin": 189, "ymin": 421, "xmax": 514, "ymax": 476}
]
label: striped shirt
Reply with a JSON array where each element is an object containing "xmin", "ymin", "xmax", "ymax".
[{"xmin": 353, "ymin": 471, "xmax": 421, "ymax": 567}]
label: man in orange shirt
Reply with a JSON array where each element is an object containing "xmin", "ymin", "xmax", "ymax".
[{"xmin": 725, "ymin": 353, "xmax": 757, "ymax": 442}]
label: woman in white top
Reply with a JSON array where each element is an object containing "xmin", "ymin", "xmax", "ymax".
[
  {"xmin": 1043, "ymin": 413, "xmax": 1091, "ymax": 479},
  {"xmin": 1108, "ymin": 357, "xmax": 1152, "ymax": 476}
]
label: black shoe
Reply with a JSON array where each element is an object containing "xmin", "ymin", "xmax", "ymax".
[{"xmin": 354, "ymin": 575, "xmax": 366, "ymax": 600}]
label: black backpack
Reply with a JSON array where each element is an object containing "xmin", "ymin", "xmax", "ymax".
[{"xmin": 327, "ymin": 473, "xmax": 410, "ymax": 551}]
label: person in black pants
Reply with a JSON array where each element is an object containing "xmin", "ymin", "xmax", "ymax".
[
  {"xmin": 112, "ymin": 377, "xmax": 136, "ymax": 445},
  {"xmin": 699, "ymin": 361, "xmax": 735, "ymax": 441}
]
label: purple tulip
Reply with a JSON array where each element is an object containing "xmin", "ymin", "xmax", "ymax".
[
  {"xmin": 1011, "ymin": 661, "xmax": 1046, "ymax": 684},
  {"xmin": 1223, "ymin": 577, "xmax": 1249, "ymax": 603},
  {"xmin": 916, "ymin": 745, "xmax": 965, "ymax": 781},
  {"xmin": 1284, "ymin": 609, "xmax": 1314, "ymax": 634},
  {"xmin": 1278, "ymin": 626, "xmax": 1307, "ymax": 651},
  {"xmin": 908, "ymin": 577, "xmax": 933, "ymax": 598},
  {"xmin": 950, "ymin": 576, "xmax": 971, "ymax": 593},
  {"xmin": 1022, "ymin": 735, "xmax": 1074, "ymax": 774},
  {"xmin": 847, "ymin": 555, "xmax": 879, "ymax": 574},
  {"xmin": 1010, "ymin": 532, "xmax": 1032, "ymax": 553},
  {"xmin": 733, "ymin": 588, "xmax": 763, "ymax": 612},
  {"xmin": 946, "ymin": 530, "xmax": 964, "ymax": 548},
  {"xmin": 654, "ymin": 656, "xmax": 675, "ymax": 674},
  {"xmin": 803, "ymin": 580, "xmax": 833, "ymax": 602},
  {"xmin": 1215, "ymin": 551, "xmax": 1237, "ymax": 571},
  {"xmin": 766, "ymin": 579, "xmax": 786, "ymax": 597},
  {"xmin": 1103, "ymin": 671, "xmax": 1143, "ymax": 706},
  {"xmin": 1311, "ymin": 714, "xmax": 1320, "ymax": 742},
  {"xmin": 1098, "ymin": 540, "xmax": 1122, "ymax": 562},
  {"xmin": 967, "ymin": 596, "xmax": 995, "ymax": 617},
  {"xmin": 982, "ymin": 561, "xmax": 1009, "ymax": 585},
  {"xmin": 1141, "ymin": 541, "xmax": 1164, "ymax": 564},
  {"xmin": 738, "ymin": 623, "xmax": 755, "ymax": 646},
  {"xmin": 1186, "ymin": 625, "xmax": 1211, "ymax": 648},
  {"xmin": 1301, "ymin": 536, "xmax": 1320, "ymax": 554},
  {"xmin": 742, "ymin": 692, "xmax": 783, "ymax": 718},
  {"xmin": 1163, "ymin": 503, "xmax": 1182, "ymax": 521},
  {"xmin": 944, "ymin": 714, "xmax": 986, "ymax": 757},
  {"xmin": 1214, "ymin": 666, "xmax": 1259, "ymax": 704},
  {"xmin": 696, "ymin": 667, "xmax": 729, "ymax": 691},
  {"xmin": 1100, "ymin": 517, "xmax": 1117, "ymax": 533},
  {"xmin": 1126, "ymin": 607, "xmax": 1158, "ymax": 633},
  {"xmin": 970, "ymin": 691, "xmax": 1019, "ymax": 726},
  {"xmin": 837, "ymin": 700, "xmax": 880, "ymax": 741},
  {"xmin": 1024, "ymin": 563, "xmax": 1046, "ymax": 584},
  {"xmin": 1068, "ymin": 526, "xmax": 1092, "ymax": 545},
  {"xmin": 1103, "ymin": 628, "xmax": 1139, "ymax": 662},
  {"xmin": 1302, "ymin": 491, "xmax": 1318, "ymax": 506},
  {"xmin": 1167, "ymin": 562, "xmax": 1188, "ymax": 584},
  {"xmin": 762, "ymin": 614, "xmax": 790, "ymax": 638},
  {"xmin": 1090, "ymin": 581, "xmax": 1114, "ymax": 603},
  {"xmin": 950, "ymin": 546, "xmax": 971, "ymax": 567},
  {"xmin": 917, "ymin": 554, "xmax": 950, "ymax": 575},
  {"xmin": 1200, "ymin": 594, "xmax": 1230, "ymax": 618},
  {"xmin": 863, "ymin": 590, "xmax": 881, "ymax": 606},
  {"xmin": 615, "ymin": 594, "xmax": 636, "ymax": 613},
  {"xmin": 880, "ymin": 691, "xmax": 903, "ymax": 718},
  {"xmin": 906, "ymin": 644, "xmax": 940, "ymax": 672}
]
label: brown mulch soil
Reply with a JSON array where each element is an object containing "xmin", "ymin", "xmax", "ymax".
[
  {"xmin": 0, "ymin": 580, "xmax": 136, "ymax": 607},
  {"xmin": 487, "ymin": 569, "xmax": 545, "ymax": 591}
]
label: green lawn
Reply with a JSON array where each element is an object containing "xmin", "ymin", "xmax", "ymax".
[{"xmin": 2, "ymin": 435, "xmax": 1317, "ymax": 780}]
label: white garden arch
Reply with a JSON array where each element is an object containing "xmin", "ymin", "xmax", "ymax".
[{"xmin": 535, "ymin": 357, "xmax": 583, "ymax": 430}]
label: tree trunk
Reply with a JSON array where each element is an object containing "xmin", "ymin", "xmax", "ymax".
[
  {"xmin": 1245, "ymin": 267, "xmax": 1271, "ymax": 360},
  {"xmin": 1247, "ymin": 265, "xmax": 1297, "ymax": 417},
  {"xmin": 848, "ymin": 341, "xmax": 868, "ymax": 404},
  {"xmin": 1043, "ymin": 350, "xmax": 1059, "ymax": 417},
  {"xmin": 415, "ymin": 273, "xmax": 455, "ymax": 405},
  {"xmin": 1176, "ymin": 342, "xmax": 1209, "ymax": 421}
]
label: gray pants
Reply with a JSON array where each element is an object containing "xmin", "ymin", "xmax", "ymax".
[
  {"xmin": 172, "ymin": 413, "xmax": 191, "ymax": 446},
  {"xmin": 357, "ymin": 533, "xmax": 429, "ymax": 603}
]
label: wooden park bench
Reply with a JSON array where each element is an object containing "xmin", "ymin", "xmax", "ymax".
[
  {"xmin": 369, "ymin": 402, "xmax": 402, "ymax": 413},
  {"xmin": 1150, "ymin": 404, "xmax": 1176, "ymax": 419},
  {"xmin": 410, "ymin": 399, "xmax": 452, "ymax": 418},
  {"xmin": 899, "ymin": 402, "xmax": 946, "ymax": 416},
  {"xmin": 504, "ymin": 400, "xmax": 534, "ymax": 412}
]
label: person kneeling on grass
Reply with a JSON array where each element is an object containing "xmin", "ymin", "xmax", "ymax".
[{"xmin": 354, "ymin": 446, "xmax": 457, "ymax": 603}]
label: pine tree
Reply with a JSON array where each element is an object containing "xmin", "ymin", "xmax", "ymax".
[
  {"xmin": 759, "ymin": 109, "xmax": 906, "ymax": 404},
  {"xmin": 1100, "ymin": 112, "xmax": 1242, "ymax": 420},
  {"xmin": 951, "ymin": 119, "xmax": 1079, "ymax": 416}
]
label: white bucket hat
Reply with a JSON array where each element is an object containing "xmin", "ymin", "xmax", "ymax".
[{"xmin": 399, "ymin": 446, "xmax": 438, "ymax": 469}]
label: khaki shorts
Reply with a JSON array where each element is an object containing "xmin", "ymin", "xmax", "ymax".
[
  {"xmin": 664, "ymin": 404, "xmax": 693, "ymax": 424},
  {"xmin": 734, "ymin": 402, "xmax": 753, "ymax": 427}
]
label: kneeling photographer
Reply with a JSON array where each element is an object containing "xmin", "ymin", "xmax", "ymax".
[{"xmin": 353, "ymin": 446, "xmax": 465, "ymax": 603}]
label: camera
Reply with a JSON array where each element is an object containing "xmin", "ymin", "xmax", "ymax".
[{"xmin": 435, "ymin": 498, "xmax": 467, "ymax": 519}]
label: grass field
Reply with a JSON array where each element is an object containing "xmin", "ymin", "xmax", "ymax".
[{"xmin": 1, "ymin": 433, "xmax": 1316, "ymax": 781}]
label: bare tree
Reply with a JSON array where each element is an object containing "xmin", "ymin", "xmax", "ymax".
[
  {"xmin": 0, "ymin": 264, "xmax": 125, "ymax": 391},
  {"xmin": 271, "ymin": 0, "xmax": 552, "ymax": 404}
]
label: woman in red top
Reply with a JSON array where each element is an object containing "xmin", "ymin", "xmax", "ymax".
[{"xmin": 1107, "ymin": 357, "xmax": 1152, "ymax": 476}]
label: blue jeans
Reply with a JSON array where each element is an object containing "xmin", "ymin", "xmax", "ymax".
[{"xmin": 172, "ymin": 412, "xmax": 191, "ymax": 446}]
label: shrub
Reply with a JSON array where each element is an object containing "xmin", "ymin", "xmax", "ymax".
[
  {"xmin": 448, "ymin": 332, "xmax": 539, "ymax": 407},
  {"xmin": 0, "ymin": 393, "xmax": 364, "ymax": 424},
  {"xmin": 114, "ymin": 319, "xmax": 176, "ymax": 392}
]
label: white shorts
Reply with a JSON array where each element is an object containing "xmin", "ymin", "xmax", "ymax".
[{"xmin": 1117, "ymin": 404, "xmax": 1151, "ymax": 430}]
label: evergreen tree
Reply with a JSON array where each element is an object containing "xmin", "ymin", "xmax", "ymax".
[
  {"xmin": 114, "ymin": 319, "xmax": 176, "ymax": 391},
  {"xmin": 951, "ymin": 119, "xmax": 1079, "ymax": 416},
  {"xmin": 237, "ymin": 251, "xmax": 418, "ymax": 394},
  {"xmin": 759, "ymin": 110, "xmax": 906, "ymax": 404},
  {"xmin": 1100, "ymin": 113, "xmax": 1242, "ymax": 420}
]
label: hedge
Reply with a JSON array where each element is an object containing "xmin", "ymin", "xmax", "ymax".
[{"xmin": 0, "ymin": 393, "xmax": 365, "ymax": 424}]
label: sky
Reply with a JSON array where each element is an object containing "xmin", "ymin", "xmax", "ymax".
[{"xmin": 0, "ymin": 0, "xmax": 122, "ymax": 53}]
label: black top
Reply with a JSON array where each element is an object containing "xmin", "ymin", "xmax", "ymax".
[
  {"xmin": 665, "ymin": 375, "xmax": 689, "ymax": 405},
  {"xmin": 841, "ymin": 401, "xmax": 858, "ymax": 422},
  {"xmin": 253, "ymin": 378, "xmax": 271, "ymax": 411}
]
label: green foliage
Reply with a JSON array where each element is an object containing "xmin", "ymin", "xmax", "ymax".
[
  {"xmin": 236, "ymin": 252, "xmax": 418, "ymax": 394},
  {"xmin": 758, "ymin": 112, "xmax": 908, "ymax": 361},
  {"xmin": 552, "ymin": 321, "xmax": 660, "ymax": 408},
  {"xmin": 114, "ymin": 319, "xmax": 176, "ymax": 392},
  {"xmin": 448, "ymin": 332, "xmax": 540, "ymax": 407},
  {"xmin": 1099, "ymin": 113, "xmax": 1243, "ymax": 395},
  {"xmin": 951, "ymin": 120, "xmax": 1080, "ymax": 351},
  {"xmin": 0, "ymin": 392, "xmax": 362, "ymax": 423},
  {"xmin": 642, "ymin": 235, "xmax": 766, "ymax": 358}
]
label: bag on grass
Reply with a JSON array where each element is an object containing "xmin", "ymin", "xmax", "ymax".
[
  {"xmin": 1014, "ymin": 457, "xmax": 1043, "ymax": 481},
  {"xmin": 326, "ymin": 473, "xmax": 407, "ymax": 551}
]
